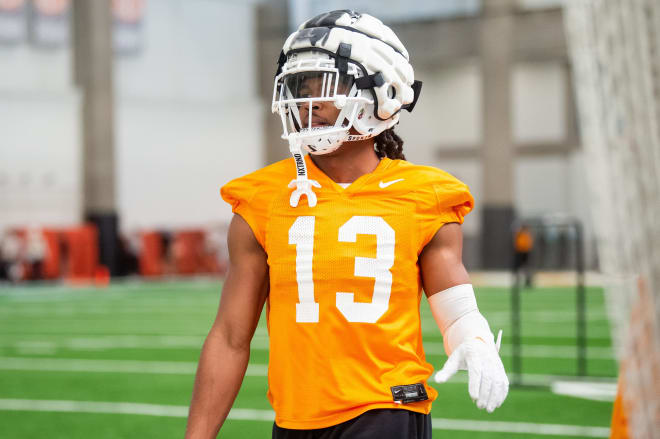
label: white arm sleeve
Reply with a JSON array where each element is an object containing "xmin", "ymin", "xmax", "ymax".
[{"xmin": 427, "ymin": 284, "xmax": 494, "ymax": 356}]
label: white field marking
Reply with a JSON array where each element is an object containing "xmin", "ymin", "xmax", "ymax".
[
  {"xmin": 0, "ymin": 399, "xmax": 609, "ymax": 437},
  {"xmin": 1, "ymin": 336, "xmax": 613, "ymax": 360},
  {"xmin": 0, "ymin": 357, "xmax": 617, "ymax": 387},
  {"xmin": 421, "ymin": 322, "xmax": 612, "ymax": 339},
  {"xmin": 423, "ymin": 342, "xmax": 614, "ymax": 359},
  {"xmin": 0, "ymin": 306, "xmax": 216, "ymax": 317},
  {"xmin": 0, "ymin": 294, "xmax": 101, "ymax": 303},
  {"xmin": 421, "ymin": 310, "xmax": 609, "ymax": 323},
  {"xmin": 0, "ymin": 289, "xmax": 131, "ymax": 301},
  {"xmin": 0, "ymin": 329, "xmax": 268, "ymax": 343},
  {"xmin": 551, "ymin": 381, "xmax": 618, "ymax": 402},
  {"xmin": 421, "ymin": 316, "xmax": 611, "ymax": 329},
  {"xmin": 0, "ymin": 310, "xmax": 201, "ymax": 320},
  {"xmin": 0, "ymin": 399, "xmax": 189, "ymax": 417},
  {"xmin": 2, "ymin": 335, "xmax": 268, "ymax": 353},
  {"xmin": 431, "ymin": 418, "xmax": 610, "ymax": 437},
  {"xmin": 0, "ymin": 294, "xmax": 216, "ymax": 306},
  {"xmin": 427, "ymin": 370, "xmax": 616, "ymax": 387},
  {"xmin": 0, "ymin": 357, "xmax": 268, "ymax": 376},
  {"xmin": 14, "ymin": 342, "xmax": 59, "ymax": 355},
  {"xmin": 0, "ymin": 278, "xmax": 219, "ymax": 295},
  {"xmin": 8, "ymin": 335, "xmax": 208, "ymax": 352},
  {"xmin": 2, "ymin": 291, "xmax": 606, "ymax": 319}
]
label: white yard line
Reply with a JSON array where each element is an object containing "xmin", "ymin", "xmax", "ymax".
[
  {"xmin": 0, "ymin": 335, "xmax": 614, "ymax": 359},
  {"xmin": 0, "ymin": 307, "xmax": 215, "ymax": 316},
  {"xmin": 422, "ymin": 342, "xmax": 614, "ymax": 359},
  {"xmin": 420, "ymin": 324, "xmax": 612, "ymax": 339},
  {"xmin": 0, "ymin": 399, "xmax": 609, "ymax": 437},
  {"xmin": 0, "ymin": 279, "xmax": 219, "ymax": 297},
  {"xmin": 551, "ymin": 381, "xmax": 618, "ymax": 402},
  {"xmin": 0, "ymin": 357, "xmax": 267, "ymax": 376},
  {"xmin": 421, "ymin": 312, "xmax": 609, "ymax": 323},
  {"xmin": 0, "ymin": 307, "xmax": 608, "ymax": 321},
  {"xmin": 0, "ymin": 398, "xmax": 190, "ymax": 417},
  {"xmin": 432, "ymin": 417, "xmax": 609, "ymax": 437},
  {"xmin": 6, "ymin": 335, "xmax": 207, "ymax": 351},
  {"xmin": 0, "ymin": 357, "xmax": 616, "ymax": 387}
]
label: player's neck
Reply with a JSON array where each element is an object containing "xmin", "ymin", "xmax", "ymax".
[{"xmin": 309, "ymin": 139, "xmax": 381, "ymax": 184}]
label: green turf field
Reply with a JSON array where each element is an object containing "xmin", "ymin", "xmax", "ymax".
[{"xmin": 0, "ymin": 280, "xmax": 616, "ymax": 438}]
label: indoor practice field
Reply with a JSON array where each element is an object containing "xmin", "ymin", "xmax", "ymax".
[{"xmin": 0, "ymin": 280, "xmax": 616, "ymax": 438}]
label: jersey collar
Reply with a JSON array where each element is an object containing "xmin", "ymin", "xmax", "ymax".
[{"xmin": 305, "ymin": 155, "xmax": 393, "ymax": 195}]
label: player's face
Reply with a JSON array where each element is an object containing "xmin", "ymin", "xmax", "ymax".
[
  {"xmin": 293, "ymin": 73, "xmax": 352, "ymax": 128},
  {"xmin": 298, "ymin": 96, "xmax": 340, "ymax": 128}
]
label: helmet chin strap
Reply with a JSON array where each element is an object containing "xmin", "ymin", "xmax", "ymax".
[{"xmin": 288, "ymin": 137, "xmax": 321, "ymax": 208}]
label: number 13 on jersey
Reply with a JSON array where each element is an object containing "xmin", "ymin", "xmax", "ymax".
[{"xmin": 288, "ymin": 216, "xmax": 396, "ymax": 324}]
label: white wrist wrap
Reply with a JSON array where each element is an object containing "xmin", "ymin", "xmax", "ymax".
[{"xmin": 427, "ymin": 284, "xmax": 494, "ymax": 356}]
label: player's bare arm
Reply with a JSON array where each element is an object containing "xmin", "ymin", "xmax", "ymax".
[
  {"xmin": 185, "ymin": 214, "xmax": 269, "ymax": 439},
  {"xmin": 419, "ymin": 222, "xmax": 470, "ymax": 292},
  {"xmin": 420, "ymin": 222, "xmax": 509, "ymax": 413}
]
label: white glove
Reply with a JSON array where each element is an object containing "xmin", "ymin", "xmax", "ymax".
[{"xmin": 434, "ymin": 330, "xmax": 509, "ymax": 413}]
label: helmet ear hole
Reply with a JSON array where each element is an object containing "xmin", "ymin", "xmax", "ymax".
[{"xmin": 387, "ymin": 85, "xmax": 396, "ymax": 99}]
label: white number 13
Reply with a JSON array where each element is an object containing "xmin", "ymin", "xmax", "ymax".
[{"xmin": 288, "ymin": 216, "xmax": 395, "ymax": 323}]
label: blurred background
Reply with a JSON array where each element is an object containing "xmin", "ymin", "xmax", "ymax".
[
  {"xmin": 0, "ymin": 0, "xmax": 595, "ymax": 276},
  {"xmin": 1, "ymin": 0, "xmax": 658, "ymax": 438}
]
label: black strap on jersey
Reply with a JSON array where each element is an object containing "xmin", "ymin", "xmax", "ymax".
[
  {"xmin": 391, "ymin": 383, "xmax": 429, "ymax": 404},
  {"xmin": 402, "ymin": 80, "xmax": 422, "ymax": 112},
  {"xmin": 355, "ymin": 72, "xmax": 385, "ymax": 89},
  {"xmin": 335, "ymin": 42, "xmax": 352, "ymax": 74}
]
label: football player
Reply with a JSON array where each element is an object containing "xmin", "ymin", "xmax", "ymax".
[{"xmin": 185, "ymin": 10, "xmax": 508, "ymax": 439}]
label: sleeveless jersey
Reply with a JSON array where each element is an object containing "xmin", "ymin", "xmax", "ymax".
[{"xmin": 221, "ymin": 156, "xmax": 473, "ymax": 429}]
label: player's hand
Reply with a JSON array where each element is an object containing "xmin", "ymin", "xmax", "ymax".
[{"xmin": 434, "ymin": 330, "xmax": 509, "ymax": 413}]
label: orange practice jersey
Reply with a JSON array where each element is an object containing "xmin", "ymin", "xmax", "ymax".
[
  {"xmin": 514, "ymin": 230, "xmax": 533, "ymax": 253},
  {"xmin": 221, "ymin": 156, "xmax": 474, "ymax": 429}
]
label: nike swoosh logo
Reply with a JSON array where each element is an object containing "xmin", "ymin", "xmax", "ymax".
[{"xmin": 379, "ymin": 178, "xmax": 405, "ymax": 188}]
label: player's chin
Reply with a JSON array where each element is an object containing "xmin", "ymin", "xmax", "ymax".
[{"xmin": 318, "ymin": 144, "xmax": 347, "ymax": 157}]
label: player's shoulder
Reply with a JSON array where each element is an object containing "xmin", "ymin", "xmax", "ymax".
[
  {"xmin": 229, "ymin": 157, "xmax": 292, "ymax": 185},
  {"xmin": 221, "ymin": 158, "xmax": 293, "ymax": 204},
  {"xmin": 382, "ymin": 159, "xmax": 474, "ymax": 215},
  {"xmin": 384, "ymin": 159, "xmax": 468, "ymax": 189}
]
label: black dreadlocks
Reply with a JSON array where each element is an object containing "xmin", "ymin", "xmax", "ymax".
[{"xmin": 374, "ymin": 128, "xmax": 405, "ymax": 160}]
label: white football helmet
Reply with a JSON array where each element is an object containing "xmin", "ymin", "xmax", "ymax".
[{"xmin": 273, "ymin": 10, "xmax": 421, "ymax": 208}]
